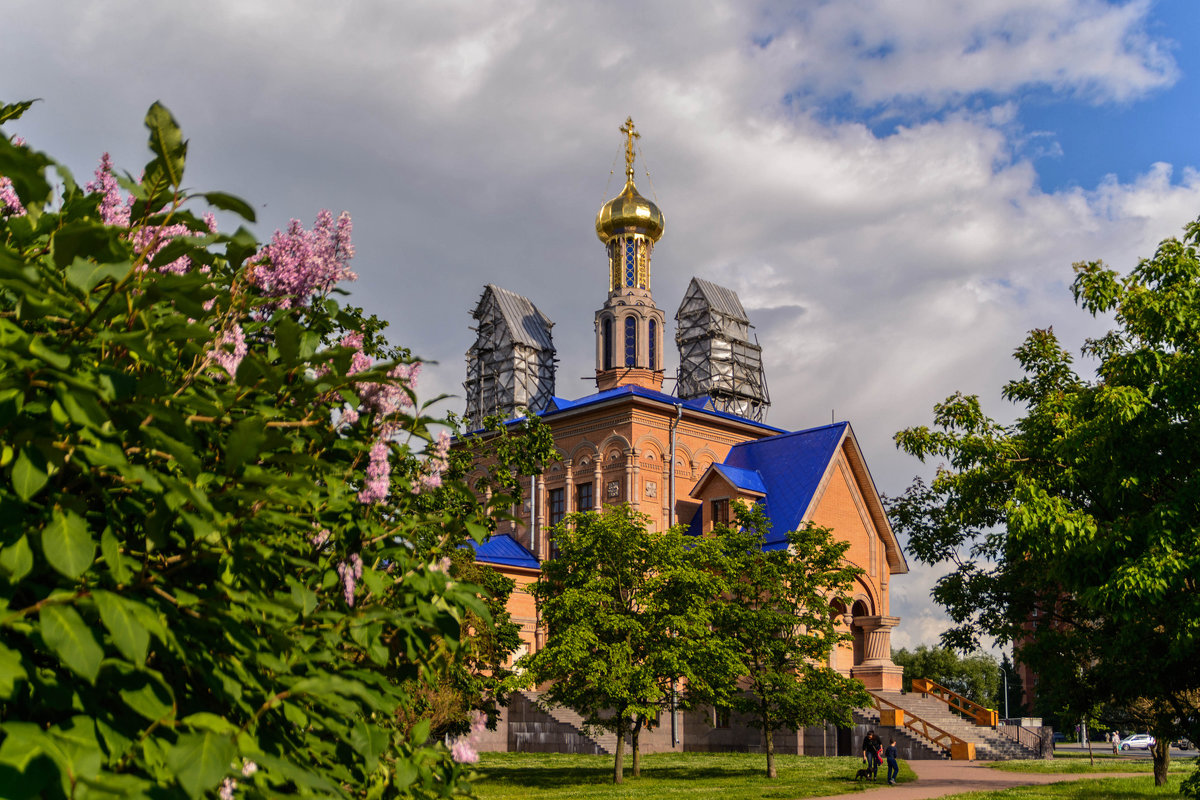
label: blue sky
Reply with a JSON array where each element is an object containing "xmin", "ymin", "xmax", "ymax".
[
  {"xmin": 4, "ymin": 0, "xmax": 1199, "ymax": 650},
  {"xmin": 1022, "ymin": 3, "xmax": 1199, "ymax": 190}
]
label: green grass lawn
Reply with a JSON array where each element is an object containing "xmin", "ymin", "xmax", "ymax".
[
  {"xmin": 470, "ymin": 751, "xmax": 916, "ymax": 800},
  {"xmin": 990, "ymin": 756, "xmax": 1191, "ymax": 774},
  {"xmin": 934, "ymin": 775, "xmax": 1183, "ymax": 799}
]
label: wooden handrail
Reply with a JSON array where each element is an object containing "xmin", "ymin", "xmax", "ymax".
[
  {"xmin": 867, "ymin": 690, "xmax": 974, "ymax": 760},
  {"xmin": 910, "ymin": 678, "xmax": 999, "ymax": 727}
]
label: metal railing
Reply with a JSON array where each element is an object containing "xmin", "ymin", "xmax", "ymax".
[
  {"xmin": 996, "ymin": 723, "xmax": 1045, "ymax": 753},
  {"xmin": 910, "ymin": 678, "xmax": 999, "ymax": 727},
  {"xmin": 866, "ymin": 690, "xmax": 967, "ymax": 757}
]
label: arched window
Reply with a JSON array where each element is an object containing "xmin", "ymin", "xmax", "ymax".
[
  {"xmin": 648, "ymin": 320, "xmax": 657, "ymax": 370},
  {"xmin": 602, "ymin": 317, "xmax": 613, "ymax": 371},
  {"xmin": 624, "ymin": 316, "xmax": 637, "ymax": 367},
  {"xmin": 624, "ymin": 238, "xmax": 637, "ymax": 287}
]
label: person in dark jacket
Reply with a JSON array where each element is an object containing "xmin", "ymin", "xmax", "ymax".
[
  {"xmin": 885, "ymin": 738, "xmax": 900, "ymax": 784},
  {"xmin": 862, "ymin": 731, "xmax": 881, "ymax": 779}
]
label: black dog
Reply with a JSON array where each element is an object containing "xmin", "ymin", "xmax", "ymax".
[{"xmin": 855, "ymin": 768, "xmax": 874, "ymax": 782}]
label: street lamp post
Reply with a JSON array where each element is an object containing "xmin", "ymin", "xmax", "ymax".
[{"xmin": 998, "ymin": 665, "xmax": 1010, "ymax": 722}]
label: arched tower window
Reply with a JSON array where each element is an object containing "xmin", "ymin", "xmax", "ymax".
[
  {"xmin": 624, "ymin": 316, "xmax": 637, "ymax": 367},
  {"xmin": 648, "ymin": 320, "xmax": 657, "ymax": 370},
  {"xmin": 602, "ymin": 317, "xmax": 613, "ymax": 371},
  {"xmin": 624, "ymin": 238, "xmax": 637, "ymax": 288}
]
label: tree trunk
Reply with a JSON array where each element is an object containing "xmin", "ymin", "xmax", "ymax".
[
  {"xmin": 1151, "ymin": 737, "xmax": 1170, "ymax": 786},
  {"xmin": 762, "ymin": 699, "xmax": 776, "ymax": 779},
  {"xmin": 632, "ymin": 721, "xmax": 641, "ymax": 778},
  {"xmin": 613, "ymin": 716, "xmax": 625, "ymax": 785},
  {"xmin": 1086, "ymin": 730, "xmax": 1093, "ymax": 767}
]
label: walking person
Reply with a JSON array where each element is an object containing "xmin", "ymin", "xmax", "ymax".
[
  {"xmin": 862, "ymin": 731, "xmax": 881, "ymax": 780},
  {"xmin": 885, "ymin": 738, "xmax": 900, "ymax": 785},
  {"xmin": 1111, "ymin": 731, "xmax": 1120, "ymax": 754}
]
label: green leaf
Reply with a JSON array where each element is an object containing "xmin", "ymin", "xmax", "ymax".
[
  {"xmin": 64, "ymin": 257, "xmax": 130, "ymax": 293},
  {"xmin": 180, "ymin": 713, "xmax": 237, "ymax": 735},
  {"xmin": 349, "ymin": 719, "xmax": 389, "ymax": 769},
  {"xmin": 11, "ymin": 447, "xmax": 48, "ymax": 501},
  {"xmin": 142, "ymin": 102, "xmax": 187, "ymax": 204},
  {"xmin": 0, "ymin": 643, "xmax": 28, "ymax": 699},
  {"xmin": 118, "ymin": 673, "xmax": 173, "ymax": 722},
  {"xmin": 93, "ymin": 591, "xmax": 149, "ymax": 665},
  {"xmin": 0, "ymin": 99, "xmax": 39, "ymax": 124},
  {"xmin": 100, "ymin": 528, "xmax": 130, "ymax": 584},
  {"xmin": 42, "ymin": 507, "xmax": 95, "ymax": 580},
  {"xmin": 0, "ymin": 534, "xmax": 34, "ymax": 583},
  {"xmin": 275, "ymin": 315, "xmax": 300, "ymax": 363},
  {"xmin": 200, "ymin": 191, "xmax": 256, "ymax": 223},
  {"xmin": 52, "ymin": 220, "xmax": 128, "ymax": 268},
  {"xmin": 40, "ymin": 604, "xmax": 104, "ymax": 683},
  {"xmin": 224, "ymin": 416, "xmax": 265, "ymax": 474},
  {"xmin": 409, "ymin": 717, "xmax": 431, "ymax": 746},
  {"xmin": 164, "ymin": 732, "xmax": 234, "ymax": 800}
]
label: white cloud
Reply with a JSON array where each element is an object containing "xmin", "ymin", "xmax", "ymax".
[{"xmin": 761, "ymin": 0, "xmax": 1177, "ymax": 109}]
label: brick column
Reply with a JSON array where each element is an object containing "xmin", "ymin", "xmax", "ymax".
[{"xmin": 628, "ymin": 449, "xmax": 639, "ymax": 510}]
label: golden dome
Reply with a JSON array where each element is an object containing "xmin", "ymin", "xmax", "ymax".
[{"xmin": 595, "ymin": 178, "xmax": 665, "ymax": 243}]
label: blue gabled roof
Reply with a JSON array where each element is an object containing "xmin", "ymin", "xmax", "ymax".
[
  {"xmin": 711, "ymin": 464, "xmax": 767, "ymax": 495},
  {"xmin": 468, "ymin": 534, "xmax": 540, "ymax": 570},
  {"xmin": 722, "ymin": 421, "xmax": 848, "ymax": 550}
]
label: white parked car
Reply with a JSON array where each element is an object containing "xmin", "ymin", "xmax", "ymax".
[{"xmin": 1119, "ymin": 734, "xmax": 1155, "ymax": 750}]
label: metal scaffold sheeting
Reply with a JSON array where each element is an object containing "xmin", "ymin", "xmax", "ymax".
[
  {"xmin": 464, "ymin": 284, "xmax": 557, "ymax": 429},
  {"xmin": 675, "ymin": 277, "xmax": 770, "ymax": 422}
]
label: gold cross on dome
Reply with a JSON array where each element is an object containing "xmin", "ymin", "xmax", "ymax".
[{"xmin": 619, "ymin": 117, "xmax": 640, "ymax": 180}]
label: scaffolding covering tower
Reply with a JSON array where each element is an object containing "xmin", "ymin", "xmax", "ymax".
[
  {"xmin": 464, "ymin": 284, "xmax": 557, "ymax": 429},
  {"xmin": 675, "ymin": 277, "xmax": 770, "ymax": 422}
]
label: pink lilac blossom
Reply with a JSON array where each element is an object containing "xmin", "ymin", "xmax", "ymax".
[
  {"xmin": 219, "ymin": 777, "xmax": 237, "ymax": 800},
  {"xmin": 340, "ymin": 332, "xmax": 372, "ymax": 376},
  {"xmin": 413, "ymin": 429, "xmax": 452, "ymax": 494},
  {"xmin": 337, "ymin": 552, "xmax": 364, "ymax": 606},
  {"xmin": 241, "ymin": 759, "xmax": 258, "ymax": 777},
  {"xmin": 0, "ymin": 177, "xmax": 24, "ymax": 217},
  {"xmin": 85, "ymin": 154, "xmax": 213, "ymax": 274},
  {"xmin": 211, "ymin": 323, "xmax": 247, "ymax": 378},
  {"xmin": 359, "ymin": 362, "xmax": 420, "ymax": 420},
  {"xmin": 358, "ymin": 440, "xmax": 391, "ymax": 504},
  {"xmin": 250, "ymin": 210, "xmax": 356, "ymax": 309},
  {"xmin": 85, "ymin": 153, "xmax": 131, "ymax": 227},
  {"xmin": 449, "ymin": 710, "xmax": 487, "ymax": 764},
  {"xmin": 310, "ymin": 528, "xmax": 330, "ymax": 549}
]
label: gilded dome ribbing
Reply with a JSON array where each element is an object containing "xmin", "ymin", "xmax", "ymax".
[{"xmin": 595, "ymin": 178, "xmax": 664, "ymax": 243}]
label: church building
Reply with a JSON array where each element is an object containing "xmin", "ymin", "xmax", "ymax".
[{"xmin": 463, "ymin": 119, "xmax": 908, "ymax": 753}]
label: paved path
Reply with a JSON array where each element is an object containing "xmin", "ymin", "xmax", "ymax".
[{"xmin": 806, "ymin": 760, "xmax": 1145, "ymax": 799}]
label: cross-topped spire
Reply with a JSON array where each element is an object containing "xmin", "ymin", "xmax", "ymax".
[{"xmin": 619, "ymin": 116, "xmax": 639, "ymax": 181}]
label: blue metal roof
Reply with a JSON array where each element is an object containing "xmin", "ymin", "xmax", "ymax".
[
  {"xmin": 722, "ymin": 421, "xmax": 848, "ymax": 550},
  {"xmin": 711, "ymin": 463, "xmax": 767, "ymax": 494},
  {"xmin": 468, "ymin": 534, "xmax": 540, "ymax": 570},
  {"xmin": 544, "ymin": 385, "xmax": 786, "ymax": 432}
]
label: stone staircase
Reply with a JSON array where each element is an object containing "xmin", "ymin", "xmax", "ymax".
[
  {"xmin": 507, "ymin": 691, "xmax": 619, "ymax": 754},
  {"xmin": 854, "ymin": 705, "xmax": 949, "ymax": 761},
  {"xmin": 870, "ymin": 691, "xmax": 1042, "ymax": 760}
]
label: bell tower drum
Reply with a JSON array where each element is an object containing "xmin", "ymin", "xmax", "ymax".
[{"xmin": 594, "ymin": 118, "xmax": 667, "ymax": 392}]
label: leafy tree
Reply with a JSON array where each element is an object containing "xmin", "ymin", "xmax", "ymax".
[
  {"xmin": 0, "ymin": 101, "xmax": 502, "ymax": 798},
  {"xmin": 889, "ymin": 217, "xmax": 1200, "ymax": 788},
  {"xmin": 710, "ymin": 503, "xmax": 869, "ymax": 779},
  {"xmin": 891, "ymin": 645, "xmax": 999, "ymax": 709},
  {"xmin": 402, "ymin": 413, "xmax": 558, "ymax": 743},
  {"xmin": 523, "ymin": 504, "xmax": 739, "ymax": 784}
]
